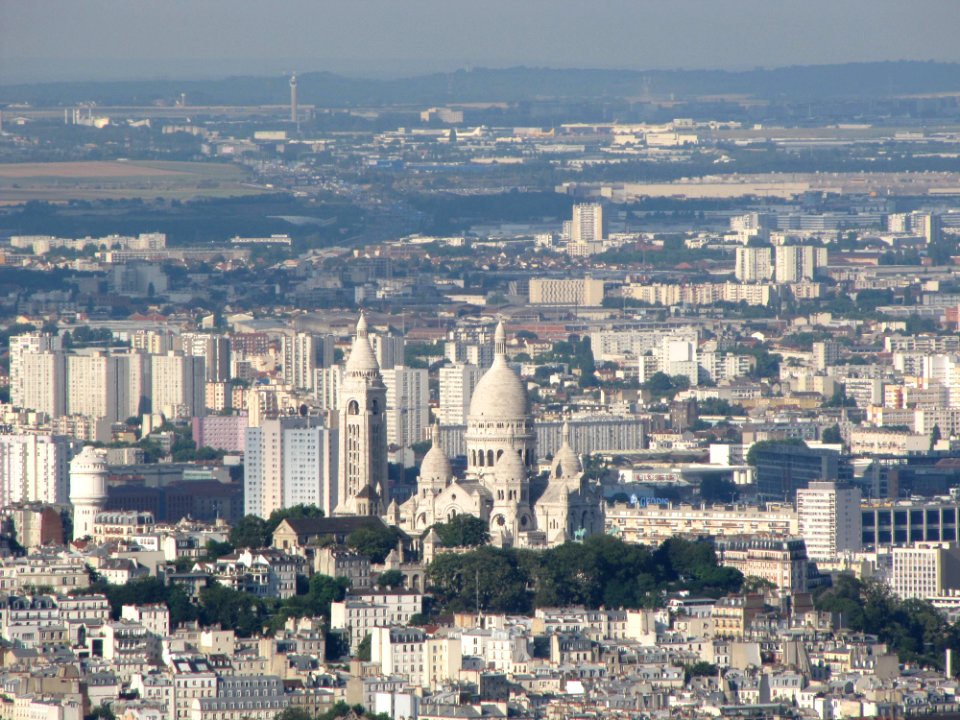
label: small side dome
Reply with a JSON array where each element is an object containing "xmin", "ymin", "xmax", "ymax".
[
  {"xmin": 419, "ymin": 422, "xmax": 452, "ymax": 483},
  {"xmin": 495, "ymin": 449, "xmax": 527, "ymax": 483},
  {"xmin": 551, "ymin": 421, "xmax": 582, "ymax": 479}
]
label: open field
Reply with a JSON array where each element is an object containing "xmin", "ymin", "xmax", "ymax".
[{"xmin": 0, "ymin": 160, "xmax": 270, "ymax": 204}]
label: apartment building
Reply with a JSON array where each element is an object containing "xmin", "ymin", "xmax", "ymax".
[
  {"xmin": 438, "ymin": 363, "xmax": 481, "ymax": 425},
  {"xmin": 796, "ymin": 482, "xmax": 862, "ymax": 562},
  {"xmin": 529, "ymin": 278, "xmax": 605, "ymax": 306},
  {"xmin": 605, "ymin": 502, "xmax": 798, "ymax": 546}
]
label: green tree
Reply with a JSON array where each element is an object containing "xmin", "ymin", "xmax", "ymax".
[
  {"xmin": 377, "ymin": 569, "xmax": 405, "ymax": 589},
  {"xmin": 685, "ymin": 661, "xmax": 719, "ymax": 678},
  {"xmin": 931, "ymin": 424, "xmax": 942, "ymax": 450},
  {"xmin": 346, "ymin": 524, "xmax": 402, "ymax": 564},
  {"xmin": 204, "ymin": 539, "xmax": 235, "ymax": 560},
  {"xmin": 428, "ymin": 546, "xmax": 533, "ymax": 614},
  {"xmin": 431, "ymin": 515, "xmax": 490, "ymax": 547},
  {"xmin": 228, "ymin": 515, "xmax": 270, "ymax": 548},
  {"xmin": 87, "ymin": 705, "xmax": 116, "ymax": 720},
  {"xmin": 265, "ymin": 504, "xmax": 324, "ymax": 536},
  {"xmin": 822, "ymin": 424, "xmax": 842, "ymax": 444},
  {"xmin": 356, "ymin": 633, "xmax": 372, "ymax": 661}
]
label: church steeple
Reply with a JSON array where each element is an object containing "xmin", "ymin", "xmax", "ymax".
[
  {"xmin": 493, "ymin": 320, "xmax": 507, "ymax": 358},
  {"xmin": 335, "ymin": 312, "xmax": 388, "ymax": 516}
]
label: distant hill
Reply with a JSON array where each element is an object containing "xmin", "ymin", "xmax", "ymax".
[{"xmin": 3, "ymin": 61, "xmax": 960, "ymax": 107}]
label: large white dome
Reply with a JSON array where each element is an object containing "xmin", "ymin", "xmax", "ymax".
[{"xmin": 468, "ymin": 321, "xmax": 529, "ymax": 420}]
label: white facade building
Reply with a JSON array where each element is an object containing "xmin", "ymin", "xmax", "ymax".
[
  {"xmin": 439, "ymin": 363, "xmax": 482, "ymax": 425},
  {"xmin": 244, "ymin": 416, "xmax": 337, "ymax": 519},
  {"xmin": 0, "ymin": 434, "xmax": 74, "ymax": 505},
  {"xmin": 151, "ymin": 352, "xmax": 205, "ymax": 419},
  {"xmin": 891, "ymin": 543, "xmax": 960, "ymax": 600},
  {"xmin": 796, "ymin": 482, "xmax": 862, "ymax": 562},
  {"xmin": 382, "ymin": 366, "xmax": 430, "ymax": 449},
  {"xmin": 10, "ymin": 333, "xmax": 62, "ymax": 409}
]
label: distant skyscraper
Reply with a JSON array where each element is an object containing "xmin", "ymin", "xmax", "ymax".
[
  {"xmin": 796, "ymin": 481, "xmax": 862, "ymax": 562},
  {"xmin": 571, "ymin": 203, "xmax": 603, "ymax": 244},
  {"xmin": 372, "ymin": 334, "xmax": 405, "ymax": 371},
  {"xmin": 181, "ymin": 333, "xmax": 231, "ymax": 382},
  {"xmin": 735, "ymin": 246, "xmax": 773, "ymax": 282},
  {"xmin": 919, "ymin": 212, "xmax": 943, "ymax": 245},
  {"xmin": 18, "ymin": 351, "xmax": 66, "ymax": 417}
]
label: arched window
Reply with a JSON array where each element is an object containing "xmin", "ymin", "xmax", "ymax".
[
  {"xmin": 347, "ymin": 400, "xmax": 360, "ymax": 415},
  {"xmin": 496, "ymin": 449, "xmax": 503, "ymax": 461},
  {"xmin": 371, "ymin": 399, "xmax": 379, "ymax": 413},
  {"xmin": 487, "ymin": 450, "xmax": 494, "ymax": 466}
]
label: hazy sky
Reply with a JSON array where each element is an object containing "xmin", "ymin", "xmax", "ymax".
[{"xmin": 3, "ymin": 0, "xmax": 960, "ymax": 83}]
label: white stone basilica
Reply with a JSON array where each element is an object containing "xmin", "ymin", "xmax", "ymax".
[{"xmin": 391, "ymin": 320, "xmax": 604, "ymax": 548}]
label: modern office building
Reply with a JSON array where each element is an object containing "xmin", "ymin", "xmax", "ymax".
[
  {"xmin": 862, "ymin": 499, "xmax": 960, "ymax": 548},
  {"xmin": 890, "ymin": 542, "xmax": 960, "ymax": 600},
  {"xmin": 754, "ymin": 445, "xmax": 839, "ymax": 500}
]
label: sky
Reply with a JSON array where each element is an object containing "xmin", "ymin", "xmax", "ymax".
[{"xmin": 3, "ymin": 0, "xmax": 960, "ymax": 84}]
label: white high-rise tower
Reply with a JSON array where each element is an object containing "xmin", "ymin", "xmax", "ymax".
[{"xmin": 69, "ymin": 446, "xmax": 108, "ymax": 540}]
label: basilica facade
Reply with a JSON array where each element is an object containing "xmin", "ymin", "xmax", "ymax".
[{"xmin": 392, "ymin": 320, "xmax": 604, "ymax": 547}]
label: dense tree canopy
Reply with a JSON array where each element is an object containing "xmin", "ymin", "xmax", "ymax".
[
  {"xmin": 228, "ymin": 515, "xmax": 270, "ymax": 548},
  {"xmin": 815, "ymin": 575, "xmax": 960, "ymax": 671},
  {"xmin": 427, "ymin": 536, "xmax": 743, "ymax": 615},
  {"xmin": 430, "ymin": 515, "xmax": 490, "ymax": 547},
  {"xmin": 346, "ymin": 524, "xmax": 403, "ymax": 564}
]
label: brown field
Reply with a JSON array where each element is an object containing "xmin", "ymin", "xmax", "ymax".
[{"xmin": 0, "ymin": 160, "xmax": 270, "ymax": 204}]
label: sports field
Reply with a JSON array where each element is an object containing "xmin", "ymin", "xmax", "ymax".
[{"xmin": 0, "ymin": 160, "xmax": 268, "ymax": 204}]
